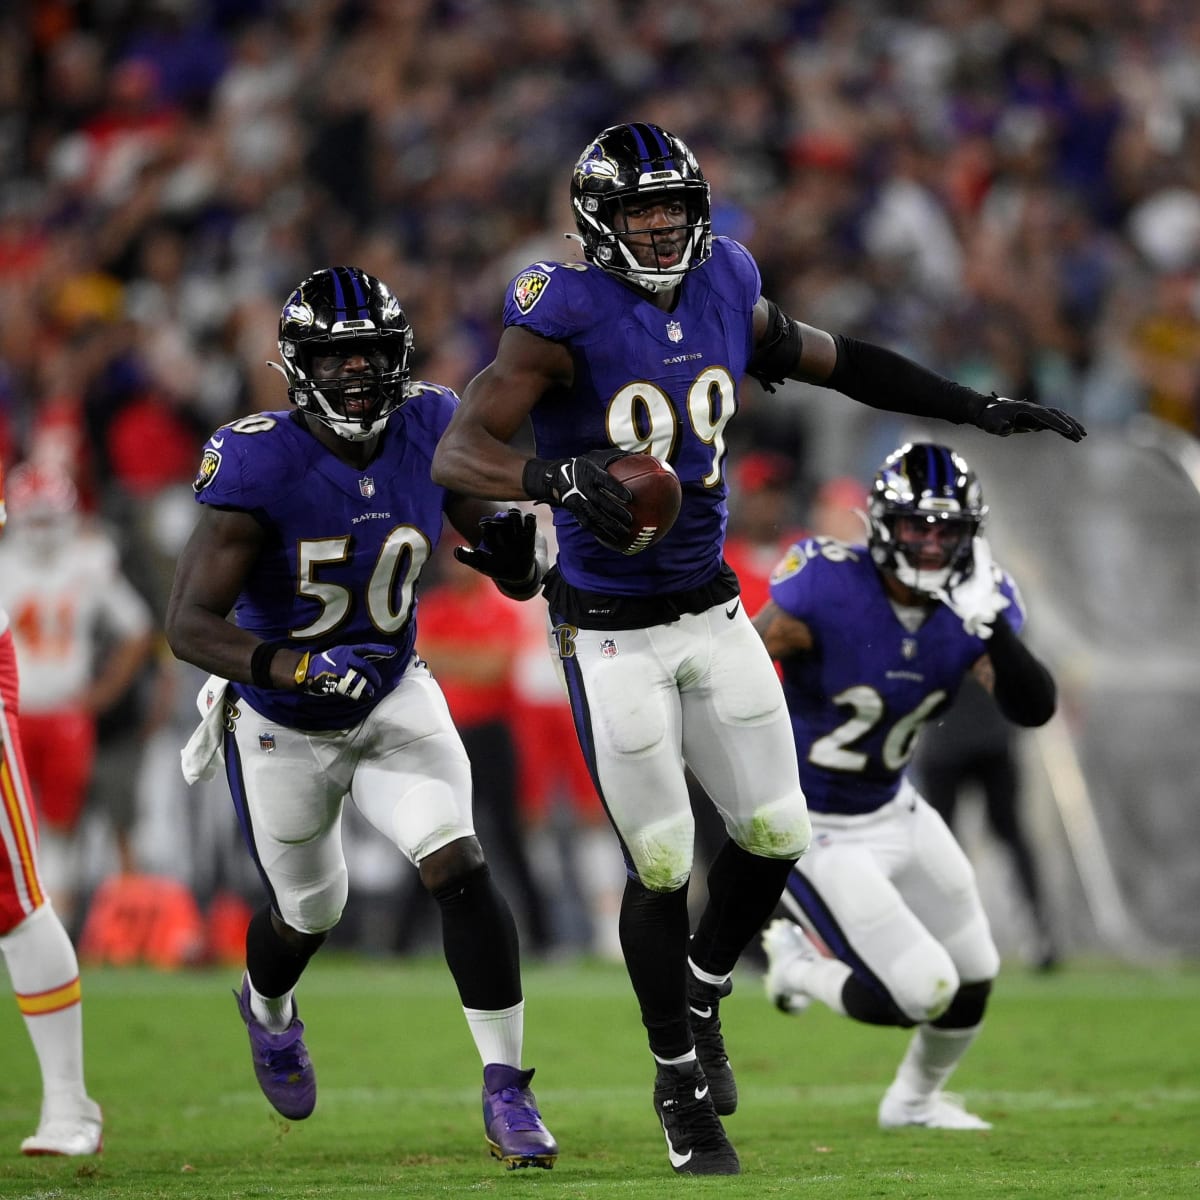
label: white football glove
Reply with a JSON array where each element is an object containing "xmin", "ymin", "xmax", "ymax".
[{"xmin": 936, "ymin": 536, "xmax": 1010, "ymax": 639}]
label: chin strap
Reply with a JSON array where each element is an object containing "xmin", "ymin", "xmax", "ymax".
[{"xmin": 569, "ymin": 231, "xmax": 691, "ymax": 293}]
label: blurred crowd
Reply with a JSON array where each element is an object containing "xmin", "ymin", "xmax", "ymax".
[{"xmin": 2, "ymin": 0, "xmax": 1197, "ymax": 959}]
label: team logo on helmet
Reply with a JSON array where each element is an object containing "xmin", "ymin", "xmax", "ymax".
[
  {"xmin": 513, "ymin": 269, "xmax": 551, "ymax": 314},
  {"xmin": 282, "ymin": 299, "xmax": 314, "ymax": 327},
  {"xmin": 193, "ymin": 448, "xmax": 222, "ymax": 493},
  {"xmin": 574, "ymin": 143, "xmax": 618, "ymax": 182}
]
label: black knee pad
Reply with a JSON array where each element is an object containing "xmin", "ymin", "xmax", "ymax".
[
  {"xmin": 931, "ymin": 978, "xmax": 993, "ymax": 1029},
  {"xmin": 843, "ymin": 974, "xmax": 918, "ymax": 1028}
]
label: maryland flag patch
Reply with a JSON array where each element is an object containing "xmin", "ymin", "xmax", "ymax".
[
  {"xmin": 513, "ymin": 269, "xmax": 551, "ymax": 314},
  {"xmin": 769, "ymin": 544, "xmax": 807, "ymax": 583},
  {"xmin": 193, "ymin": 447, "xmax": 222, "ymax": 493}
]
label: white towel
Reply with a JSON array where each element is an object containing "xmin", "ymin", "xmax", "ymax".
[{"xmin": 180, "ymin": 675, "xmax": 230, "ymax": 785}]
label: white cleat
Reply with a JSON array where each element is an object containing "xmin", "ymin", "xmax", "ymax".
[
  {"xmin": 20, "ymin": 1098, "xmax": 103, "ymax": 1156},
  {"xmin": 760, "ymin": 918, "xmax": 817, "ymax": 1015},
  {"xmin": 878, "ymin": 1087, "xmax": 992, "ymax": 1131}
]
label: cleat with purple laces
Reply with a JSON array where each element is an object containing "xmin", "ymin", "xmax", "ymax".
[
  {"xmin": 234, "ymin": 978, "xmax": 316, "ymax": 1120},
  {"xmin": 481, "ymin": 1064, "xmax": 558, "ymax": 1169}
]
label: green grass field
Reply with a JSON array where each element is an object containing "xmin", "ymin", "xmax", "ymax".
[{"xmin": 1, "ymin": 954, "xmax": 1197, "ymax": 1198}]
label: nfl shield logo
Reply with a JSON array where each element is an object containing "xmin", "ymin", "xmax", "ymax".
[
  {"xmin": 259, "ymin": 732, "xmax": 276, "ymax": 753},
  {"xmin": 600, "ymin": 638, "xmax": 618, "ymax": 659},
  {"xmin": 666, "ymin": 320, "xmax": 683, "ymax": 343},
  {"xmin": 902, "ymin": 637, "xmax": 918, "ymax": 660},
  {"xmin": 359, "ymin": 477, "xmax": 375, "ymax": 498}
]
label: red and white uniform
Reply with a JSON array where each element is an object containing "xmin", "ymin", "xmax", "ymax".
[
  {"xmin": 0, "ymin": 522, "xmax": 152, "ymax": 830},
  {"xmin": 0, "ymin": 465, "xmax": 47, "ymax": 931}
]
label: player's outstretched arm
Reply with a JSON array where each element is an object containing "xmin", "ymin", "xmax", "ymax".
[{"xmin": 746, "ymin": 297, "xmax": 1086, "ymax": 442}]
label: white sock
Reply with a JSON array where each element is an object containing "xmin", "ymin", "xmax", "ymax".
[
  {"xmin": 892, "ymin": 1023, "xmax": 982, "ymax": 1100},
  {"xmin": 796, "ymin": 955, "xmax": 852, "ymax": 1016},
  {"xmin": 246, "ymin": 974, "xmax": 295, "ymax": 1032},
  {"xmin": 0, "ymin": 903, "xmax": 91, "ymax": 1108},
  {"xmin": 687, "ymin": 958, "xmax": 731, "ymax": 989},
  {"xmin": 463, "ymin": 999, "xmax": 524, "ymax": 1068},
  {"xmin": 653, "ymin": 1049, "xmax": 699, "ymax": 1069}
]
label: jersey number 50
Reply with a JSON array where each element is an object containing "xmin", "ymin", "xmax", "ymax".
[{"xmin": 290, "ymin": 528, "xmax": 429, "ymax": 639}]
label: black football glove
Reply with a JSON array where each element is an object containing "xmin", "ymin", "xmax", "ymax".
[
  {"xmin": 971, "ymin": 395, "xmax": 1087, "ymax": 442},
  {"xmin": 453, "ymin": 509, "xmax": 548, "ymax": 600},
  {"xmin": 521, "ymin": 450, "xmax": 633, "ymax": 547}
]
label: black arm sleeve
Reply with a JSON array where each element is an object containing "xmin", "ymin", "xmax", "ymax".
[
  {"xmin": 825, "ymin": 334, "xmax": 991, "ymax": 424},
  {"xmin": 986, "ymin": 614, "xmax": 1057, "ymax": 727}
]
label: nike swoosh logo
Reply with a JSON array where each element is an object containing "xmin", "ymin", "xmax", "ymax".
[
  {"xmin": 661, "ymin": 1116, "xmax": 693, "ymax": 1168},
  {"xmin": 725, "ymin": 600, "xmax": 740, "ymax": 619},
  {"xmin": 211, "ymin": 436, "xmax": 224, "ymax": 448},
  {"xmin": 694, "ymin": 1085, "xmax": 709, "ymax": 1101},
  {"xmin": 689, "ymin": 1004, "xmax": 712, "ymax": 1019}
]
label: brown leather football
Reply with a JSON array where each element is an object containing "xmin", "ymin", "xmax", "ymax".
[{"xmin": 606, "ymin": 453, "xmax": 683, "ymax": 555}]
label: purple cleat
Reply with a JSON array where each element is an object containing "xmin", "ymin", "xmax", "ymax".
[
  {"xmin": 481, "ymin": 1064, "xmax": 558, "ymax": 1169},
  {"xmin": 234, "ymin": 979, "xmax": 316, "ymax": 1120}
]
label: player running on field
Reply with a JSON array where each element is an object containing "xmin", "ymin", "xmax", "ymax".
[
  {"xmin": 166, "ymin": 267, "xmax": 557, "ymax": 1169},
  {"xmin": 431, "ymin": 122, "xmax": 1085, "ymax": 1174},
  {"xmin": 757, "ymin": 442, "xmax": 1058, "ymax": 1131}
]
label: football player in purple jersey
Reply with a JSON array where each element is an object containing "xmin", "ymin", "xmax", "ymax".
[
  {"xmin": 431, "ymin": 122, "xmax": 1083, "ymax": 1174},
  {"xmin": 756, "ymin": 442, "xmax": 1058, "ymax": 1131},
  {"xmin": 165, "ymin": 267, "xmax": 557, "ymax": 1169}
]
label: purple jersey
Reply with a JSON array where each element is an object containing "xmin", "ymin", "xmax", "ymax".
[
  {"xmin": 504, "ymin": 237, "xmax": 760, "ymax": 594},
  {"xmin": 768, "ymin": 536, "xmax": 1026, "ymax": 816},
  {"xmin": 192, "ymin": 384, "xmax": 458, "ymax": 731}
]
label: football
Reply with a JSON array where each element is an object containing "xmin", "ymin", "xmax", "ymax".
[{"xmin": 605, "ymin": 453, "xmax": 682, "ymax": 555}]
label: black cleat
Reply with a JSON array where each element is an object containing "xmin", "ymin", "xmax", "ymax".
[
  {"xmin": 652, "ymin": 1061, "xmax": 740, "ymax": 1176},
  {"xmin": 687, "ymin": 974, "xmax": 737, "ymax": 1115}
]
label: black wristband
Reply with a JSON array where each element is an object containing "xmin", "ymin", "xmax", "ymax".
[
  {"xmin": 250, "ymin": 641, "xmax": 283, "ymax": 689},
  {"xmin": 495, "ymin": 564, "xmax": 541, "ymax": 601},
  {"xmin": 521, "ymin": 458, "xmax": 555, "ymax": 502}
]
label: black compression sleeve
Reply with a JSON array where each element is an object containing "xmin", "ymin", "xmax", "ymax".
[
  {"xmin": 987, "ymin": 615, "xmax": 1057, "ymax": 727},
  {"xmin": 825, "ymin": 334, "xmax": 991, "ymax": 424}
]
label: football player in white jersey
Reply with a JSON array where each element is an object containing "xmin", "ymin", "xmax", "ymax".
[
  {"xmin": 0, "ymin": 460, "xmax": 102, "ymax": 1156},
  {"xmin": 0, "ymin": 463, "xmax": 155, "ymax": 928}
]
